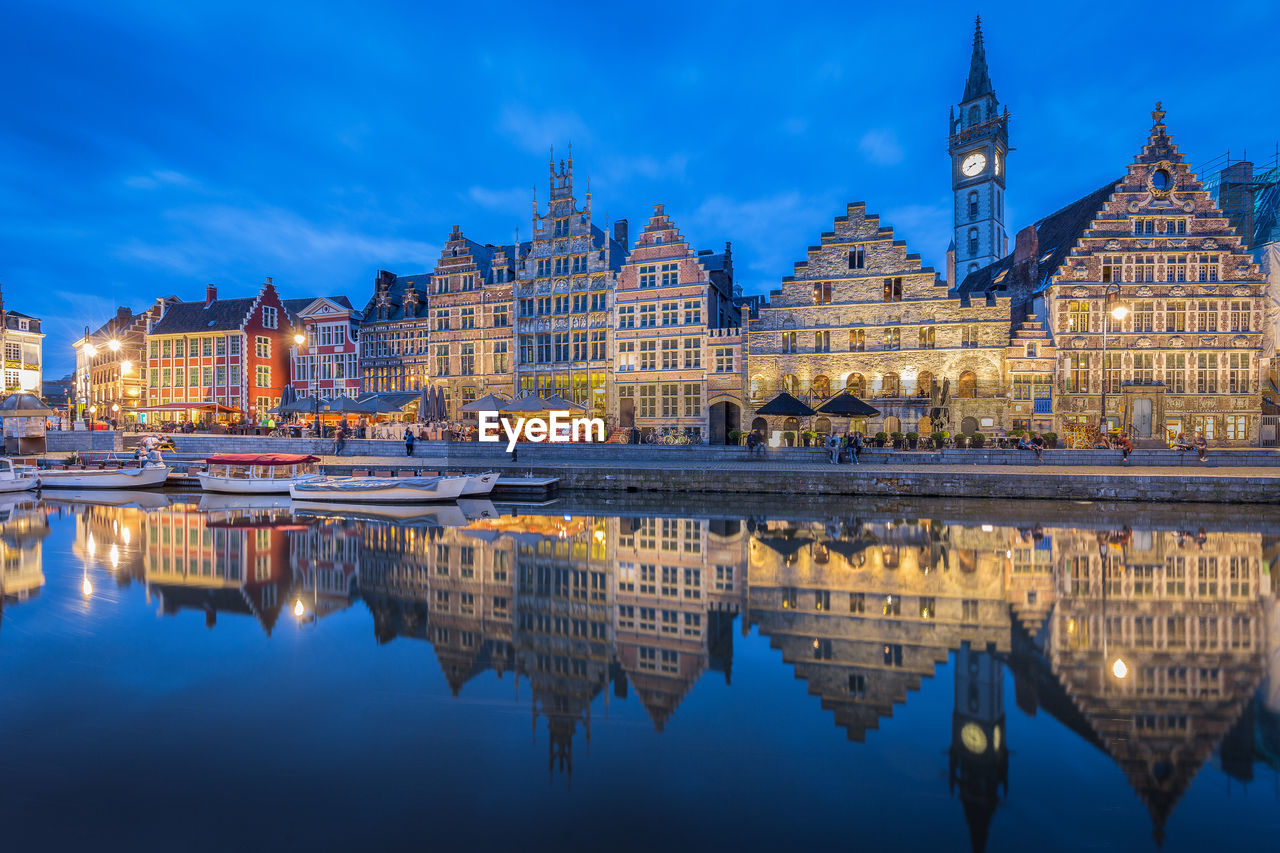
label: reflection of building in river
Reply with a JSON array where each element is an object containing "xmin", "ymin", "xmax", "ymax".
[
  {"xmin": 73, "ymin": 503, "xmax": 147, "ymax": 587},
  {"xmin": 287, "ymin": 517, "xmax": 361, "ymax": 622},
  {"xmin": 611, "ymin": 516, "xmax": 746, "ymax": 730},
  {"xmin": 0, "ymin": 498, "xmax": 48, "ymax": 628},
  {"xmin": 360, "ymin": 521, "xmax": 517, "ymax": 693},
  {"xmin": 511, "ymin": 515, "xmax": 614, "ymax": 777},
  {"xmin": 1044, "ymin": 527, "xmax": 1271, "ymax": 845},
  {"xmin": 746, "ymin": 517, "xmax": 1012, "ymax": 742},
  {"xmin": 144, "ymin": 503, "xmax": 295, "ymax": 634}
]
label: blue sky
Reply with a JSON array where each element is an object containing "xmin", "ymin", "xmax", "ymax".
[{"xmin": 4, "ymin": 0, "xmax": 1279, "ymax": 377}]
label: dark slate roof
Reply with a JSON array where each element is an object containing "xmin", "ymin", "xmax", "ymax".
[
  {"xmin": 589, "ymin": 224, "xmax": 628, "ymax": 271},
  {"xmin": 360, "ymin": 273, "xmax": 431, "ymax": 323},
  {"xmin": 955, "ymin": 179, "xmax": 1120, "ymax": 298},
  {"xmin": 149, "ymin": 298, "xmax": 257, "ymax": 334}
]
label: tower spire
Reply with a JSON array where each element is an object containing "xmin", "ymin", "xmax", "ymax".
[{"xmin": 962, "ymin": 15, "xmax": 993, "ymax": 103}]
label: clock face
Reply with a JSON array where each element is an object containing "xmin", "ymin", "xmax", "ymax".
[
  {"xmin": 994, "ymin": 152, "xmax": 1001, "ymax": 176},
  {"xmin": 961, "ymin": 722, "xmax": 988, "ymax": 754},
  {"xmin": 961, "ymin": 152, "xmax": 987, "ymax": 177}
]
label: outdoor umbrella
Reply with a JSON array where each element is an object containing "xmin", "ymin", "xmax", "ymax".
[
  {"xmin": 753, "ymin": 532, "xmax": 814, "ymax": 561},
  {"xmin": 322, "ymin": 396, "xmax": 378, "ymax": 415},
  {"xmin": 435, "ymin": 386, "xmax": 447, "ymax": 420},
  {"xmin": 815, "ymin": 392, "xmax": 880, "ymax": 418},
  {"xmin": 459, "ymin": 393, "xmax": 512, "ymax": 413},
  {"xmin": 419, "ymin": 385, "xmax": 432, "ymax": 421},
  {"xmin": 541, "ymin": 393, "xmax": 586, "ymax": 411},
  {"xmin": 502, "ymin": 394, "xmax": 550, "ymax": 413},
  {"xmin": 754, "ymin": 392, "xmax": 816, "ymax": 417}
]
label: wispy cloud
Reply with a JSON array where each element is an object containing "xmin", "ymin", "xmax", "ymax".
[
  {"xmin": 114, "ymin": 203, "xmax": 439, "ymax": 276},
  {"xmin": 124, "ymin": 170, "xmax": 200, "ymax": 191},
  {"xmin": 498, "ymin": 105, "xmax": 590, "ymax": 155},
  {"xmin": 858, "ymin": 129, "xmax": 904, "ymax": 166},
  {"xmin": 686, "ymin": 191, "xmax": 837, "ymax": 290}
]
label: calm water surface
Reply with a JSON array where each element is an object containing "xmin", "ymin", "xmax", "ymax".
[{"xmin": 1, "ymin": 492, "xmax": 1277, "ymax": 852}]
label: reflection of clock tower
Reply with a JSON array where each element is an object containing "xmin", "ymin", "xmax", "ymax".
[
  {"xmin": 948, "ymin": 16, "xmax": 1009, "ymax": 284},
  {"xmin": 948, "ymin": 644, "xmax": 1007, "ymax": 853}
]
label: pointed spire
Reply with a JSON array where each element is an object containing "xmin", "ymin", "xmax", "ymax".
[{"xmin": 962, "ymin": 15, "xmax": 994, "ymax": 103}]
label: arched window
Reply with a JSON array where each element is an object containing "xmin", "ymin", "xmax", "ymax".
[
  {"xmin": 915, "ymin": 371, "xmax": 933, "ymax": 398},
  {"xmin": 881, "ymin": 373, "xmax": 900, "ymax": 397},
  {"xmin": 812, "ymin": 375, "xmax": 830, "ymax": 399},
  {"xmin": 958, "ymin": 370, "xmax": 977, "ymax": 398},
  {"xmin": 814, "ymin": 417, "xmax": 832, "ymax": 434},
  {"xmin": 845, "ymin": 373, "xmax": 866, "ymax": 397},
  {"xmin": 884, "ymin": 416, "xmax": 901, "ymax": 434},
  {"xmin": 968, "ymin": 191, "xmax": 979, "ymax": 220},
  {"xmin": 782, "ymin": 374, "xmax": 800, "ymax": 394},
  {"xmin": 967, "ymin": 228, "xmax": 979, "ymax": 257},
  {"xmin": 749, "ymin": 375, "xmax": 765, "ymax": 403}
]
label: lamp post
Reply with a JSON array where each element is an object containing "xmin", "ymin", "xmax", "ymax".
[{"xmin": 1098, "ymin": 283, "xmax": 1130, "ymax": 436}]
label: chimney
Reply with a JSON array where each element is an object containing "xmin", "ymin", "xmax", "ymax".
[
  {"xmin": 613, "ymin": 219, "xmax": 629, "ymax": 248},
  {"xmin": 205, "ymin": 284, "xmax": 217, "ymax": 307}
]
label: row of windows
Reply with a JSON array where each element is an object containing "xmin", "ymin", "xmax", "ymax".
[
  {"xmin": 149, "ymin": 336, "xmax": 242, "ymax": 359},
  {"xmin": 752, "ymin": 371, "xmax": 980, "ymax": 400},
  {"xmin": 1063, "ymin": 351, "xmax": 1251, "ymax": 394},
  {"xmin": 432, "ymin": 341, "xmax": 510, "ymax": 377},
  {"xmin": 148, "ymin": 364, "xmax": 273, "ymax": 387},
  {"xmin": 518, "ymin": 331, "xmax": 608, "ymax": 364},
  {"xmin": 1065, "ymin": 299, "xmax": 1252, "ymax": 333},
  {"xmin": 518, "ymin": 293, "xmax": 607, "ymax": 317},
  {"xmin": 637, "ymin": 262, "xmax": 679, "ymax": 288},
  {"xmin": 617, "ymin": 338, "xmax": 704, "ymax": 371},
  {"xmin": 617, "ymin": 383, "xmax": 704, "ymax": 418},
  {"xmin": 1099, "ymin": 253, "xmax": 1219, "ymax": 283},
  {"xmin": 778, "ymin": 325, "xmax": 980, "ymax": 353},
  {"xmin": 618, "ymin": 301, "xmax": 703, "ymax": 328},
  {"xmin": 432, "ymin": 306, "xmax": 509, "ymax": 331}
]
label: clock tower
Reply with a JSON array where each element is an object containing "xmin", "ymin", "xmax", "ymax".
[
  {"xmin": 948, "ymin": 644, "xmax": 1007, "ymax": 853},
  {"xmin": 949, "ymin": 16, "xmax": 1009, "ymax": 283}
]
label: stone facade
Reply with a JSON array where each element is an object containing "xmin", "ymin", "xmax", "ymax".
[
  {"xmin": 1043, "ymin": 108, "xmax": 1266, "ymax": 446},
  {"xmin": 612, "ymin": 204, "xmax": 742, "ymax": 442},
  {"xmin": 514, "ymin": 150, "xmax": 626, "ymax": 416},
  {"xmin": 747, "ymin": 202, "xmax": 1013, "ymax": 443},
  {"xmin": 360, "ymin": 269, "xmax": 431, "ymax": 393},
  {"xmin": 425, "ymin": 226, "xmax": 516, "ymax": 418},
  {"xmin": 76, "ymin": 300, "xmax": 172, "ymax": 424}
]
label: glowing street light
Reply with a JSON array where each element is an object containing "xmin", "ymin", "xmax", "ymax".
[
  {"xmin": 84, "ymin": 343, "xmax": 98, "ymax": 358},
  {"xmin": 293, "ymin": 333, "xmax": 306, "ymax": 346},
  {"xmin": 120, "ymin": 360, "xmax": 133, "ymax": 374},
  {"xmin": 107, "ymin": 338, "xmax": 121, "ymax": 352},
  {"xmin": 1112, "ymin": 658, "xmax": 1128, "ymax": 679},
  {"xmin": 294, "ymin": 599, "xmax": 306, "ymax": 618}
]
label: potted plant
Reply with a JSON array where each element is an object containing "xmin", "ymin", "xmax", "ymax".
[
  {"xmin": 905, "ymin": 431, "xmax": 919, "ymax": 449},
  {"xmin": 890, "ymin": 431, "xmax": 904, "ymax": 449},
  {"xmin": 874, "ymin": 431, "xmax": 888, "ymax": 448},
  {"xmin": 970, "ymin": 432, "xmax": 986, "ymax": 448},
  {"xmin": 727, "ymin": 429, "xmax": 743, "ymax": 445},
  {"xmin": 1043, "ymin": 431, "xmax": 1058, "ymax": 449},
  {"xmin": 931, "ymin": 430, "xmax": 949, "ymax": 449},
  {"xmin": 802, "ymin": 429, "xmax": 819, "ymax": 447}
]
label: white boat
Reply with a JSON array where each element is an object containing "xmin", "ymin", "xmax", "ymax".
[
  {"xmin": 289, "ymin": 475, "xmax": 467, "ymax": 503},
  {"xmin": 0, "ymin": 458, "xmax": 39, "ymax": 493},
  {"xmin": 198, "ymin": 493, "xmax": 293, "ymax": 512},
  {"xmin": 457, "ymin": 499, "xmax": 498, "ymax": 520},
  {"xmin": 198, "ymin": 453, "xmax": 322, "ymax": 494},
  {"xmin": 460, "ymin": 472, "xmax": 499, "ymax": 496},
  {"xmin": 291, "ymin": 501, "xmax": 468, "ymax": 526},
  {"xmin": 39, "ymin": 489, "xmax": 173, "ymax": 508},
  {"xmin": 39, "ymin": 462, "xmax": 170, "ymax": 490}
]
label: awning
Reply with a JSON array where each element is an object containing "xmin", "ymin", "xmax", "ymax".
[
  {"xmin": 755, "ymin": 392, "xmax": 816, "ymax": 416},
  {"xmin": 205, "ymin": 453, "xmax": 320, "ymax": 466},
  {"xmin": 815, "ymin": 392, "xmax": 880, "ymax": 417}
]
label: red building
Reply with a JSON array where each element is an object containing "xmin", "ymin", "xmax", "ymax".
[
  {"xmin": 143, "ymin": 278, "xmax": 293, "ymax": 425},
  {"xmin": 285, "ymin": 296, "xmax": 360, "ymax": 400}
]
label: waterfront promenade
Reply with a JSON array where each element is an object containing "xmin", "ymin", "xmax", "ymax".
[{"xmin": 39, "ymin": 431, "xmax": 1280, "ymax": 504}]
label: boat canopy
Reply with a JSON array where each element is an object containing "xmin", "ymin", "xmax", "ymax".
[{"xmin": 205, "ymin": 453, "xmax": 320, "ymax": 466}]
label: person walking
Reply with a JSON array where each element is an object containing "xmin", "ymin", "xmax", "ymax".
[
  {"xmin": 333, "ymin": 423, "xmax": 347, "ymax": 455},
  {"xmin": 404, "ymin": 426, "xmax": 416, "ymax": 457},
  {"xmin": 357, "ymin": 414, "xmax": 368, "ymax": 439},
  {"xmin": 850, "ymin": 431, "xmax": 863, "ymax": 465},
  {"xmin": 827, "ymin": 431, "xmax": 840, "ymax": 464}
]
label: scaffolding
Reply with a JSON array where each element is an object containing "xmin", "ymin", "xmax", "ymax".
[{"xmin": 1196, "ymin": 146, "xmax": 1280, "ymax": 249}]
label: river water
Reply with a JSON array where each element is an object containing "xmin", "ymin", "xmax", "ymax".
[{"xmin": 0, "ymin": 492, "xmax": 1277, "ymax": 852}]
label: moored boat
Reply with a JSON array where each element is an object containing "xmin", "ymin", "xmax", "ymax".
[
  {"xmin": 289, "ymin": 475, "xmax": 467, "ymax": 503},
  {"xmin": 198, "ymin": 453, "xmax": 321, "ymax": 494},
  {"xmin": 39, "ymin": 462, "xmax": 170, "ymax": 490},
  {"xmin": 461, "ymin": 472, "xmax": 499, "ymax": 496},
  {"xmin": 0, "ymin": 458, "xmax": 39, "ymax": 493},
  {"xmin": 291, "ymin": 501, "xmax": 468, "ymax": 526}
]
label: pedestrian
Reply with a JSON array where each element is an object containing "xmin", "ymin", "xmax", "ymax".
[
  {"xmin": 827, "ymin": 431, "xmax": 840, "ymax": 464},
  {"xmin": 755, "ymin": 429, "xmax": 767, "ymax": 458},
  {"xmin": 357, "ymin": 414, "xmax": 367, "ymax": 439},
  {"xmin": 404, "ymin": 426, "xmax": 416, "ymax": 457},
  {"xmin": 1115, "ymin": 432, "xmax": 1133, "ymax": 464},
  {"xmin": 333, "ymin": 424, "xmax": 347, "ymax": 455},
  {"xmin": 746, "ymin": 429, "xmax": 758, "ymax": 459},
  {"xmin": 850, "ymin": 431, "xmax": 863, "ymax": 465},
  {"xmin": 1030, "ymin": 433, "xmax": 1045, "ymax": 464},
  {"xmin": 1194, "ymin": 431, "xmax": 1208, "ymax": 463}
]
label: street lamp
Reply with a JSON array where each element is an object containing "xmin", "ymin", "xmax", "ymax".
[
  {"xmin": 107, "ymin": 338, "xmax": 121, "ymax": 352},
  {"xmin": 1098, "ymin": 283, "xmax": 1130, "ymax": 437}
]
